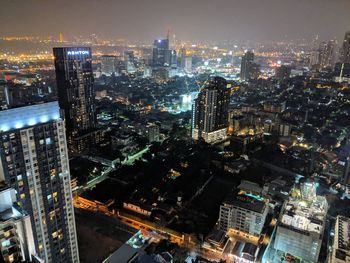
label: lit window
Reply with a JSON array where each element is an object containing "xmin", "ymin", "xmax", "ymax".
[
  {"xmin": 52, "ymin": 231, "xmax": 58, "ymax": 238},
  {"xmin": 1, "ymin": 240, "xmax": 10, "ymax": 247},
  {"xmin": 53, "ymin": 192, "xmax": 58, "ymax": 202},
  {"xmin": 50, "ymin": 169, "xmax": 56, "ymax": 178},
  {"xmin": 49, "ymin": 210, "xmax": 55, "ymax": 221}
]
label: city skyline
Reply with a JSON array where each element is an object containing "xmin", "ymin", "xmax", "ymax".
[
  {"xmin": 1, "ymin": 0, "xmax": 350, "ymax": 43},
  {"xmin": 1, "ymin": 1, "xmax": 350, "ymax": 262}
]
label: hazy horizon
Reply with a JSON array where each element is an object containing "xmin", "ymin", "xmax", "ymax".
[{"xmin": 1, "ymin": 0, "xmax": 350, "ymax": 43}]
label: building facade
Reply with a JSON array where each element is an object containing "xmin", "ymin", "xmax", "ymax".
[
  {"xmin": 192, "ymin": 77, "xmax": 230, "ymax": 143},
  {"xmin": 329, "ymin": 216, "xmax": 350, "ymax": 263},
  {"xmin": 219, "ymin": 191, "xmax": 269, "ymax": 236},
  {"xmin": 340, "ymin": 31, "xmax": 350, "ymax": 64},
  {"xmin": 240, "ymin": 51, "xmax": 255, "ymax": 80},
  {"xmin": 272, "ymin": 190, "xmax": 327, "ymax": 262},
  {"xmin": 100, "ymin": 55, "xmax": 118, "ymax": 76},
  {"xmin": 152, "ymin": 38, "xmax": 171, "ymax": 67},
  {"xmin": 0, "ymin": 102, "xmax": 79, "ymax": 262},
  {"xmin": 275, "ymin": 65, "xmax": 291, "ymax": 81},
  {"xmin": 319, "ymin": 40, "xmax": 336, "ymax": 69},
  {"xmin": 53, "ymin": 47, "xmax": 97, "ymax": 153},
  {"xmin": 0, "ymin": 186, "xmax": 38, "ymax": 263}
]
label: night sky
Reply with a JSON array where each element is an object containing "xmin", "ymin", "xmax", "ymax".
[{"xmin": 1, "ymin": 0, "xmax": 350, "ymax": 42}]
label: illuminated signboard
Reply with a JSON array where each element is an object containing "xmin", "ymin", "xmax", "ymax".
[{"xmin": 67, "ymin": 50, "xmax": 89, "ymax": 55}]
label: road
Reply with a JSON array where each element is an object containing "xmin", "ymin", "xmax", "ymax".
[
  {"xmin": 122, "ymin": 146, "xmax": 150, "ymax": 166},
  {"xmin": 72, "ymin": 141, "xmax": 230, "ymax": 262},
  {"xmin": 73, "ymin": 146, "xmax": 150, "ymax": 194},
  {"xmin": 74, "ymin": 199, "xmax": 231, "ymax": 262},
  {"xmin": 73, "ymin": 166, "xmax": 114, "ymax": 195}
]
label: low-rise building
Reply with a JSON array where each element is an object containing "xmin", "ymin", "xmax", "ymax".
[{"xmin": 112, "ymin": 133, "xmax": 134, "ymax": 147}]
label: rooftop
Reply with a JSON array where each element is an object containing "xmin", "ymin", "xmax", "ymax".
[
  {"xmin": 238, "ymin": 180, "xmax": 262, "ymax": 195},
  {"xmin": 279, "ymin": 196, "xmax": 327, "ymax": 235},
  {"xmin": 223, "ymin": 191, "xmax": 267, "ymax": 214},
  {"xmin": 0, "ymin": 207, "xmax": 24, "ymax": 222},
  {"xmin": 0, "ymin": 101, "xmax": 60, "ymax": 132}
]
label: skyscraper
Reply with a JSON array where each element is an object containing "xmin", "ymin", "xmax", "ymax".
[
  {"xmin": 240, "ymin": 51, "xmax": 255, "ymax": 80},
  {"xmin": 0, "ymin": 80, "xmax": 11, "ymax": 109},
  {"xmin": 124, "ymin": 50, "xmax": 137, "ymax": 73},
  {"xmin": 318, "ymin": 40, "xmax": 336, "ymax": 69},
  {"xmin": 275, "ymin": 65, "xmax": 291, "ymax": 81},
  {"xmin": 192, "ymin": 76, "xmax": 230, "ymax": 143},
  {"xmin": 340, "ymin": 31, "xmax": 350, "ymax": 64},
  {"xmin": 179, "ymin": 47, "xmax": 186, "ymax": 68},
  {"xmin": 53, "ymin": 47, "xmax": 97, "ymax": 153},
  {"xmin": 152, "ymin": 38, "xmax": 170, "ymax": 67},
  {"xmin": 184, "ymin": 57, "xmax": 192, "ymax": 73},
  {"xmin": 0, "ymin": 102, "xmax": 79, "ymax": 263},
  {"xmin": 308, "ymin": 50, "xmax": 319, "ymax": 69},
  {"xmin": 100, "ymin": 55, "xmax": 118, "ymax": 76}
]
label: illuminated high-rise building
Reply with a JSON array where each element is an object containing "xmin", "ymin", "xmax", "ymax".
[
  {"xmin": 319, "ymin": 40, "xmax": 336, "ymax": 69},
  {"xmin": 275, "ymin": 65, "xmax": 291, "ymax": 81},
  {"xmin": 151, "ymin": 32, "xmax": 177, "ymax": 68},
  {"xmin": 309, "ymin": 50, "xmax": 319, "ymax": 69},
  {"xmin": 240, "ymin": 51, "xmax": 255, "ymax": 80},
  {"xmin": 124, "ymin": 50, "xmax": 136, "ymax": 65},
  {"xmin": 192, "ymin": 77, "xmax": 230, "ymax": 143},
  {"xmin": 123, "ymin": 50, "xmax": 136, "ymax": 73},
  {"xmin": 340, "ymin": 31, "xmax": 350, "ymax": 64},
  {"xmin": 53, "ymin": 47, "xmax": 97, "ymax": 153},
  {"xmin": 100, "ymin": 55, "xmax": 118, "ymax": 76},
  {"xmin": 152, "ymin": 38, "xmax": 170, "ymax": 66},
  {"xmin": 0, "ymin": 102, "xmax": 79, "ymax": 263},
  {"xmin": 179, "ymin": 47, "xmax": 186, "ymax": 68},
  {"xmin": 184, "ymin": 57, "xmax": 192, "ymax": 73},
  {"xmin": 0, "ymin": 80, "xmax": 11, "ymax": 109}
]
